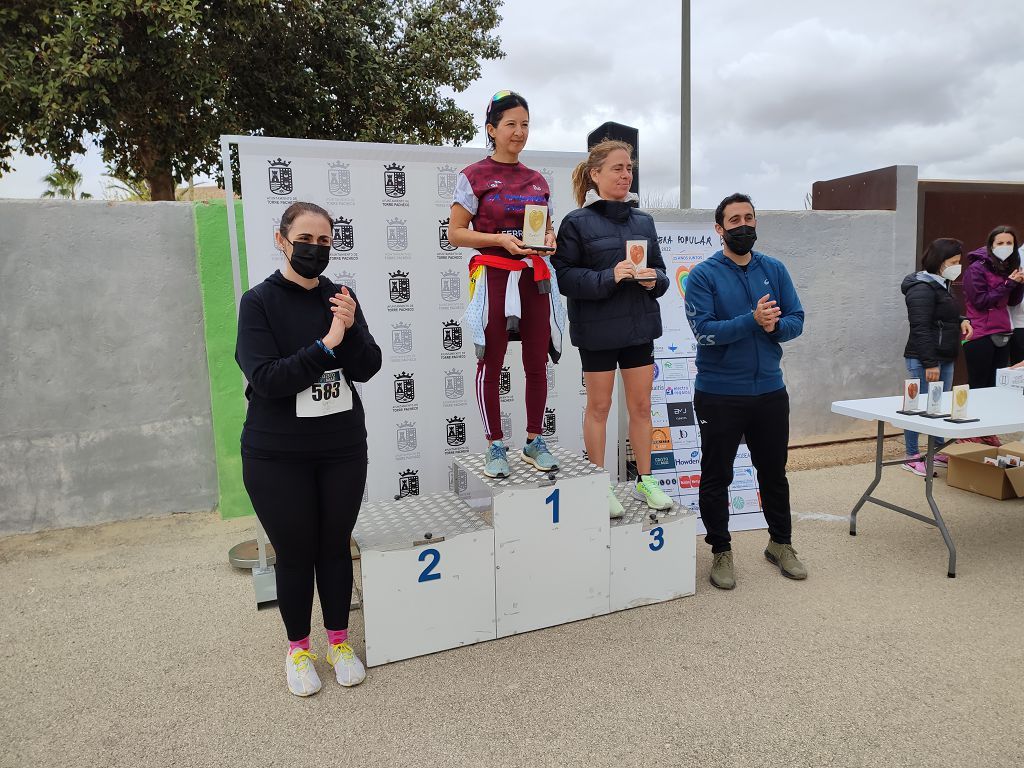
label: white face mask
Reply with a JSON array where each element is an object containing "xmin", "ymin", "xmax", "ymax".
[
  {"xmin": 993, "ymin": 244, "xmax": 1014, "ymax": 261},
  {"xmin": 940, "ymin": 264, "xmax": 961, "ymax": 282}
]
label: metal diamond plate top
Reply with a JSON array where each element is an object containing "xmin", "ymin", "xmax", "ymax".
[
  {"xmin": 609, "ymin": 482, "xmax": 699, "ymax": 528},
  {"xmin": 457, "ymin": 446, "xmax": 605, "ymax": 492},
  {"xmin": 354, "ymin": 493, "xmax": 491, "ymax": 551}
]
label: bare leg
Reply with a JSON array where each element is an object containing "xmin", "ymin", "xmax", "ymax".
[
  {"xmin": 621, "ymin": 365, "xmax": 655, "ymax": 476},
  {"xmin": 582, "ymin": 370, "xmax": 615, "ymax": 468}
]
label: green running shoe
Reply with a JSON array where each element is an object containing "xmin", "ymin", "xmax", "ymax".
[{"xmin": 631, "ymin": 475, "xmax": 674, "ymax": 511}]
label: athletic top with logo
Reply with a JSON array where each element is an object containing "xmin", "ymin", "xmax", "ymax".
[
  {"xmin": 235, "ymin": 271, "xmax": 382, "ymax": 456},
  {"xmin": 453, "ymin": 157, "xmax": 552, "ymax": 265}
]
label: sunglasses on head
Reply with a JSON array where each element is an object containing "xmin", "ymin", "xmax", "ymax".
[{"xmin": 486, "ymin": 90, "xmax": 521, "ymax": 116}]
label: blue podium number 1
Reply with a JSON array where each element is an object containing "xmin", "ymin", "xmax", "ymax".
[
  {"xmin": 648, "ymin": 526, "xmax": 665, "ymax": 552},
  {"xmin": 417, "ymin": 548, "xmax": 441, "ymax": 582},
  {"xmin": 546, "ymin": 488, "xmax": 560, "ymax": 524}
]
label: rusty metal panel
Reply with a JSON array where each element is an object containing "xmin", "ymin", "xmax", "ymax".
[{"xmin": 812, "ymin": 166, "xmax": 898, "ymax": 210}]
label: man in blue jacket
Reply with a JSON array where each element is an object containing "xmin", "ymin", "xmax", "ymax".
[{"xmin": 685, "ymin": 193, "xmax": 806, "ymax": 589}]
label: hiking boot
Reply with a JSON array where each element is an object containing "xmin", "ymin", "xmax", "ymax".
[
  {"xmin": 710, "ymin": 551, "xmax": 735, "ymax": 590},
  {"xmin": 764, "ymin": 541, "xmax": 807, "ymax": 580}
]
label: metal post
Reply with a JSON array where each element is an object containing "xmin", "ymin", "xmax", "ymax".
[
  {"xmin": 680, "ymin": 0, "xmax": 692, "ymax": 209},
  {"xmin": 221, "ymin": 136, "xmax": 277, "ymax": 605},
  {"xmin": 220, "ymin": 137, "xmax": 243, "ymax": 314}
]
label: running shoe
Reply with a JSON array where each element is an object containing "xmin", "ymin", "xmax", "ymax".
[
  {"xmin": 285, "ymin": 648, "xmax": 321, "ymax": 697},
  {"xmin": 608, "ymin": 486, "xmax": 624, "ymax": 519},
  {"xmin": 483, "ymin": 441, "xmax": 510, "ymax": 478},
  {"xmin": 632, "ymin": 475, "xmax": 674, "ymax": 510},
  {"xmin": 327, "ymin": 641, "xmax": 366, "ymax": 687},
  {"xmin": 522, "ymin": 435, "xmax": 558, "ymax": 471}
]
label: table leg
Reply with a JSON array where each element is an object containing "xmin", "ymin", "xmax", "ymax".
[
  {"xmin": 924, "ymin": 436, "xmax": 957, "ymax": 578},
  {"xmin": 849, "ymin": 420, "xmax": 885, "ymax": 536}
]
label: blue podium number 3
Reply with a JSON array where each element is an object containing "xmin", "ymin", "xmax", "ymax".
[
  {"xmin": 648, "ymin": 526, "xmax": 665, "ymax": 552},
  {"xmin": 546, "ymin": 488, "xmax": 560, "ymax": 524},
  {"xmin": 417, "ymin": 548, "xmax": 441, "ymax": 582}
]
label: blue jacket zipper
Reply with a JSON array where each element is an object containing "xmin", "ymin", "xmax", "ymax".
[{"xmin": 732, "ymin": 258, "xmax": 760, "ymax": 393}]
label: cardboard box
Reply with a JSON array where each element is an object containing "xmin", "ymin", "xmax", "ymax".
[{"xmin": 944, "ymin": 441, "xmax": 1024, "ymax": 500}]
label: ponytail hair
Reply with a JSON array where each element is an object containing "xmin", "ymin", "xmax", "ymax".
[{"xmin": 571, "ymin": 139, "xmax": 635, "ymax": 207}]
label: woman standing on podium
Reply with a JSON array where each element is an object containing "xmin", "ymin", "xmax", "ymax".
[
  {"xmin": 449, "ymin": 90, "xmax": 566, "ymax": 479},
  {"xmin": 235, "ymin": 201, "xmax": 381, "ymax": 696},
  {"xmin": 552, "ymin": 140, "xmax": 673, "ymax": 517}
]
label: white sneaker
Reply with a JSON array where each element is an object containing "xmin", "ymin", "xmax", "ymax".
[
  {"xmin": 327, "ymin": 641, "xmax": 367, "ymax": 687},
  {"xmin": 285, "ymin": 648, "xmax": 321, "ymax": 697}
]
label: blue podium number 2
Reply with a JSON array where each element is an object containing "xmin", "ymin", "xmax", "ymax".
[
  {"xmin": 417, "ymin": 548, "xmax": 441, "ymax": 582},
  {"xmin": 546, "ymin": 488, "xmax": 560, "ymax": 524},
  {"xmin": 648, "ymin": 526, "xmax": 665, "ymax": 552}
]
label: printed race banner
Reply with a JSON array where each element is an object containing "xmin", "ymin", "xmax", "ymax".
[
  {"xmin": 651, "ymin": 224, "xmax": 767, "ymax": 535},
  {"xmin": 234, "ymin": 138, "xmax": 607, "ymax": 503}
]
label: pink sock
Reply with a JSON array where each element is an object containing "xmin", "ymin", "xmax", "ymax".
[
  {"xmin": 326, "ymin": 628, "xmax": 348, "ymax": 646},
  {"xmin": 288, "ymin": 636, "xmax": 310, "ymax": 653}
]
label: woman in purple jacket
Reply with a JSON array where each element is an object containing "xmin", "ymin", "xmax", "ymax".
[{"xmin": 962, "ymin": 225, "xmax": 1024, "ymax": 388}]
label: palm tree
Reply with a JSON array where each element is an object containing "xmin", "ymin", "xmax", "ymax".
[{"xmin": 40, "ymin": 164, "xmax": 92, "ymax": 199}]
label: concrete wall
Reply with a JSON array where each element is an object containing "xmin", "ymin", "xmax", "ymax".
[
  {"xmin": 0, "ymin": 200, "xmax": 217, "ymax": 535},
  {"xmin": 650, "ymin": 190, "xmax": 917, "ymax": 441},
  {"xmin": 0, "ymin": 182, "xmax": 919, "ymax": 534}
]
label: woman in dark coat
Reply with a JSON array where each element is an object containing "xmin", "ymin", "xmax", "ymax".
[
  {"xmin": 900, "ymin": 237, "xmax": 972, "ymax": 476},
  {"xmin": 553, "ymin": 140, "xmax": 672, "ymax": 516}
]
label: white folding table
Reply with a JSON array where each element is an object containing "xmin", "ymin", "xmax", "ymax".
[{"xmin": 831, "ymin": 387, "xmax": 1024, "ymax": 577}]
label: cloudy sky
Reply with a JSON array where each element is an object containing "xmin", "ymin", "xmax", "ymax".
[{"xmin": 1, "ymin": 0, "xmax": 1021, "ymax": 209}]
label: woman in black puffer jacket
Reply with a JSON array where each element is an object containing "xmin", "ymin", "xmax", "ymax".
[
  {"xmin": 553, "ymin": 140, "xmax": 671, "ymax": 517},
  {"xmin": 900, "ymin": 237, "xmax": 973, "ymax": 476}
]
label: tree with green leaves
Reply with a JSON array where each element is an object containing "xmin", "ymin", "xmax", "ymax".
[
  {"xmin": 40, "ymin": 164, "xmax": 92, "ymax": 199},
  {"xmin": 1, "ymin": 1, "xmax": 503, "ymax": 200}
]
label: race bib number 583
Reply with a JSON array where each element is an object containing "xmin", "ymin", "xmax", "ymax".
[{"xmin": 296, "ymin": 369, "xmax": 352, "ymax": 418}]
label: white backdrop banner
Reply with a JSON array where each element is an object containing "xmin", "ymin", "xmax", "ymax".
[
  {"xmin": 234, "ymin": 137, "xmax": 607, "ymax": 503},
  {"xmin": 651, "ymin": 224, "xmax": 767, "ymax": 535}
]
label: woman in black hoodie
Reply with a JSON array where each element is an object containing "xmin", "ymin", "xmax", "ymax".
[
  {"xmin": 235, "ymin": 202, "xmax": 381, "ymax": 696},
  {"xmin": 900, "ymin": 237, "xmax": 972, "ymax": 476}
]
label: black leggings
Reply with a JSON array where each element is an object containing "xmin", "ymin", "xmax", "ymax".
[
  {"xmin": 963, "ymin": 336, "xmax": 1010, "ymax": 388},
  {"xmin": 242, "ymin": 451, "xmax": 367, "ymax": 641},
  {"xmin": 1010, "ymin": 328, "xmax": 1024, "ymax": 367}
]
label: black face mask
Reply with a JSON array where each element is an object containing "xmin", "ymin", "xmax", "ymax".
[
  {"xmin": 722, "ymin": 225, "xmax": 757, "ymax": 256},
  {"xmin": 286, "ymin": 239, "xmax": 330, "ymax": 278}
]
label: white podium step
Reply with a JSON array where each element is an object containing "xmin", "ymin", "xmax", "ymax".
[
  {"xmin": 609, "ymin": 484, "xmax": 697, "ymax": 612},
  {"xmin": 354, "ymin": 493, "xmax": 496, "ymax": 667},
  {"xmin": 456, "ymin": 447, "xmax": 611, "ymax": 638},
  {"xmin": 353, "ymin": 450, "xmax": 700, "ymax": 667}
]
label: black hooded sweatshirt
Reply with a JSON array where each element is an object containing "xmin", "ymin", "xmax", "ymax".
[
  {"xmin": 235, "ymin": 271, "xmax": 381, "ymax": 456},
  {"xmin": 901, "ymin": 271, "xmax": 965, "ymax": 368}
]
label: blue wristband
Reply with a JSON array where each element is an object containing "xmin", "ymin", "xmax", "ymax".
[{"xmin": 316, "ymin": 339, "xmax": 336, "ymax": 358}]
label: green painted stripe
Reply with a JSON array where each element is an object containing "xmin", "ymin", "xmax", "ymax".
[{"xmin": 194, "ymin": 200, "xmax": 252, "ymax": 519}]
